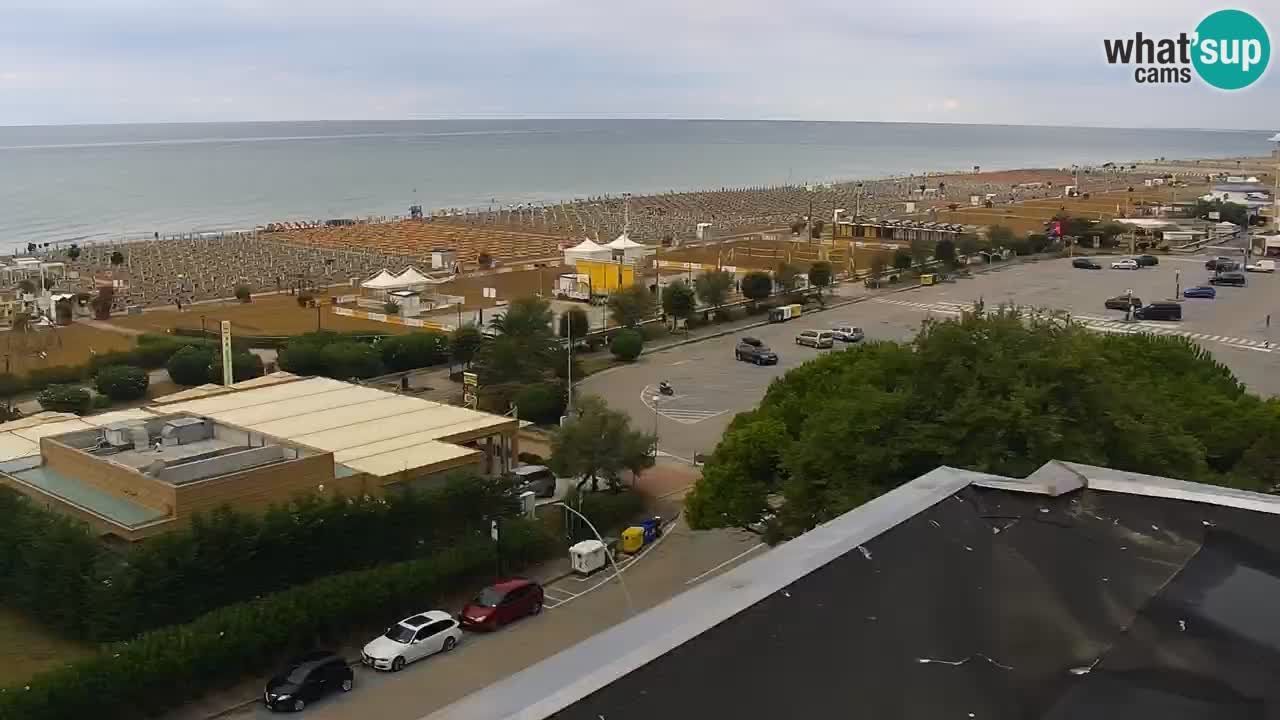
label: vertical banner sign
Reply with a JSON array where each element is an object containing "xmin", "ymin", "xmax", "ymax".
[
  {"xmin": 220, "ymin": 320, "xmax": 233, "ymax": 386},
  {"xmin": 463, "ymin": 371, "xmax": 478, "ymax": 408}
]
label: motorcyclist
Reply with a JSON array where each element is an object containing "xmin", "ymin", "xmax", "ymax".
[{"xmin": 658, "ymin": 380, "xmax": 673, "ymax": 395}]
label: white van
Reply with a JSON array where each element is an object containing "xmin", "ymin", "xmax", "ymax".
[{"xmin": 795, "ymin": 330, "xmax": 834, "ymax": 349}]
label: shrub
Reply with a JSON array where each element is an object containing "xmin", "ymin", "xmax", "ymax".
[
  {"xmin": 36, "ymin": 384, "xmax": 90, "ymax": 414},
  {"xmin": 558, "ymin": 307, "xmax": 590, "ymax": 339},
  {"xmin": 384, "ymin": 301, "xmax": 400, "ymax": 315},
  {"xmin": 234, "ymin": 284, "xmax": 251, "ymax": 302},
  {"xmin": 379, "ymin": 332, "xmax": 449, "ymax": 372},
  {"xmin": 610, "ymin": 329, "xmax": 643, "ymax": 361},
  {"xmin": 564, "ymin": 486, "xmax": 647, "ymax": 539},
  {"xmin": 94, "ymin": 365, "xmax": 149, "ymax": 401},
  {"xmin": 515, "ymin": 382, "xmax": 567, "ymax": 425},
  {"xmin": 0, "ymin": 520, "xmax": 555, "ymax": 720},
  {"xmin": 518, "ymin": 451, "xmax": 545, "ymax": 464},
  {"xmin": 320, "ymin": 341, "xmax": 384, "ymax": 379},
  {"xmin": 207, "ymin": 350, "xmax": 264, "ymax": 385},
  {"xmin": 166, "ymin": 345, "xmax": 216, "ymax": 386},
  {"xmin": 91, "ymin": 394, "xmax": 113, "ymax": 409}
]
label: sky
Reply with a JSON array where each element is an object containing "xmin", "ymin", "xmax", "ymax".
[{"xmin": 1, "ymin": 0, "xmax": 1276, "ymax": 128}]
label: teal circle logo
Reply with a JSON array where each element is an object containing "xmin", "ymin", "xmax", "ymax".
[{"xmin": 1192, "ymin": 10, "xmax": 1270, "ymax": 90}]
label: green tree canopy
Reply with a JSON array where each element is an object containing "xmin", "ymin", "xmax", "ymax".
[
  {"xmin": 558, "ymin": 307, "xmax": 590, "ymax": 339},
  {"xmin": 892, "ymin": 249, "xmax": 913, "ymax": 270},
  {"xmin": 661, "ymin": 280, "xmax": 696, "ymax": 321},
  {"xmin": 606, "ymin": 285, "xmax": 656, "ymax": 328},
  {"xmin": 95, "ymin": 365, "xmax": 149, "ymax": 401},
  {"xmin": 688, "ymin": 309, "xmax": 1279, "ymax": 542},
  {"xmin": 808, "ymin": 261, "xmax": 833, "ymax": 295},
  {"xmin": 610, "ymin": 329, "xmax": 643, "ymax": 361},
  {"xmin": 987, "ymin": 224, "xmax": 1017, "ymax": 246},
  {"xmin": 165, "ymin": 345, "xmax": 217, "ymax": 386},
  {"xmin": 694, "ymin": 270, "xmax": 734, "ymax": 309},
  {"xmin": 934, "ymin": 239, "xmax": 957, "ymax": 267},
  {"xmin": 475, "ymin": 296, "xmax": 559, "ymax": 386},
  {"xmin": 740, "ymin": 271, "xmax": 773, "ymax": 305},
  {"xmin": 450, "ymin": 324, "xmax": 483, "ymax": 369},
  {"xmin": 1191, "ymin": 198, "xmax": 1249, "ymax": 226},
  {"xmin": 550, "ymin": 395, "xmax": 656, "ymax": 492},
  {"xmin": 207, "ymin": 350, "xmax": 265, "ymax": 385},
  {"xmin": 379, "ymin": 331, "xmax": 449, "ymax": 372},
  {"xmin": 775, "ymin": 263, "xmax": 801, "ymax": 293}
]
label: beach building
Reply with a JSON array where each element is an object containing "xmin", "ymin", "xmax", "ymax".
[
  {"xmin": 0, "ymin": 375, "xmax": 518, "ymax": 541},
  {"xmin": 433, "ymin": 460, "xmax": 1280, "ymax": 720},
  {"xmin": 562, "ymin": 238, "xmax": 612, "ymax": 266},
  {"xmin": 604, "ymin": 233, "xmax": 653, "ymax": 264},
  {"xmin": 833, "ymin": 218, "xmax": 974, "ymax": 244}
]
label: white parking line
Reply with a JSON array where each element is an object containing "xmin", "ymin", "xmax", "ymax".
[{"xmin": 684, "ymin": 543, "xmax": 766, "ymax": 585}]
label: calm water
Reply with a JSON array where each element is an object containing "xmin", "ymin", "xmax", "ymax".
[{"xmin": 0, "ymin": 119, "xmax": 1272, "ymax": 248}]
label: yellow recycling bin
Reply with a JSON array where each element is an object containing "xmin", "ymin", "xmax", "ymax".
[
  {"xmin": 920, "ymin": 273, "xmax": 937, "ymax": 286},
  {"xmin": 621, "ymin": 526, "xmax": 645, "ymax": 554}
]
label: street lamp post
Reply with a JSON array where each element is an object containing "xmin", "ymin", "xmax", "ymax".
[
  {"xmin": 553, "ymin": 501, "xmax": 636, "ymax": 617},
  {"xmin": 651, "ymin": 394, "xmax": 660, "ymax": 459},
  {"xmin": 1174, "ymin": 269, "xmax": 1181, "ymax": 299}
]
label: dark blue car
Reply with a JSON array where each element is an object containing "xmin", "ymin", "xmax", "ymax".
[{"xmin": 1183, "ymin": 286, "xmax": 1216, "ymax": 299}]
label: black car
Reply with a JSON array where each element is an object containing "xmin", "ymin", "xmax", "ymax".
[
  {"xmin": 1134, "ymin": 302, "xmax": 1182, "ymax": 321},
  {"xmin": 1071, "ymin": 258, "xmax": 1101, "ymax": 269},
  {"xmin": 512, "ymin": 464, "xmax": 557, "ymax": 498},
  {"xmin": 1104, "ymin": 295, "xmax": 1142, "ymax": 311},
  {"xmin": 735, "ymin": 337, "xmax": 778, "ymax": 365},
  {"xmin": 1209, "ymin": 272, "xmax": 1247, "ymax": 287},
  {"xmin": 1136, "ymin": 254, "xmax": 1159, "ymax": 267},
  {"xmin": 265, "ymin": 652, "xmax": 353, "ymax": 712},
  {"xmin": 1205, "ymin": 256, "xmax": 1234, "ymax": 270}
]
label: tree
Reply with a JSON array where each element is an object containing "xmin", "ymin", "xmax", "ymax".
[
  {"xmin": 987, "ymin": 224, "xmax": 1016, "ymax": 247},
  {"xmin": 550, "ymin": 395, "xmax": 656, "ymax": 493},
  {"xmin": 319, "ymin": 342, "xmax": 383, "ymax": 379},
  {"xmin": 694, "ymin": 270, "xmax": 734, "ymax": 310},
  {"xmin": 477, "ymin": 252, "xmax": 494, "ymax": 269},
  {"xmin": 558, "ymin": 307, "xmax": 590, "ymax": 339},
  {"xmin": 661, "ymin": 280, "xmax": 696, "ymax": 323},
  {"xmin": 606, "ymin": 285, "xmax": 655, "ymax": 328},
  {"xmin": 740, "ymin": 271, "xmax": 773, "ymax": 307},
  {"xmin": 66, "ymin": 245, "xmax": 81, "ymax": 261},
  {"xmin": 379, "ymin": 332, "xmax": 449, "ymax": 372},
  {"xmin": 110, "ymin": 251, "xmax": 124, "ymax": 266},
  {"xmin": 789, "ymin": 220, "xmax": 806, "ymax": 236},
  {"xmin": 207, "ymin": 350, "xmax": 265, "ymax": 385},
  {"xmin": 95, "ymin": 365, "xmax": 149, "ymax": 401},
  {"xmin": 934, "ymin": 239, "xmax": 958, "ymax": 268},
  {"xmin": 514, "ymin": 382, "xmax": 567, "ymax": 425},
  {"xmin": 909, "ymin": 237, "xmax": 929, "ymax": 268},
  {"xmin": 957, "ymin": 233, "xmax": 981, "ymax": 256},
  {"xmin": 0, "ymin": 373, "xmax": 23, "ymax": 413},
  {"xmin": 688, "ymin": 309, "xmax": 1279, "ymax": 542},
  {"xmin": 810, "ymin": 219, "xmax": 826, "ymax": 239},
  {"xmin": 277, "ymin": 341, "xmax": 327, "ymax": 376},
  {"xmin": 808, "ymin": 261, "xmax": 832, "ymax": 298},
  {"xmin": 54, "ymin": 298, "xmax": 73, "ymax": 325},
  {"xmin": 610, "ymin": 329, "xmax": 643, "ymax": 361},
  {"xmin": 37, "ymin": 384, "xmax": 91, "ymax": 414},
  {"xmin": 475, "ymin": 296, "xmax": 560, "ymax": 386},
  {"xmin": 775, "ymin": 263, "xmax": 801, "ymax": 293},
  {"xmin": 1191, "ymin": 198, "xmax": 1248, "ymax": 226},
  {"xmin": 166, "ymin": 345, "xmax": 216, "ymax": 386},
  {"xmin": 868, "ymin": 253, "xmax": 887, "ymax": 280},
  {"xmin": 17, "ymin": 279, "xmax": 34, "ymax": 295},
  {"xmin": 892, "ymin": 249, "xmax": 913, "ymax": 270},
  {"xmin": 91, "ymin": 286, "xmax": 114, "ymax": 320},
  {"xmin": 450, "ymin": 324, "xmax": 483, "ymax": 369},
  {"xmin": 234, "ymin": 285, "xmax": 251, "ymax": 303}
]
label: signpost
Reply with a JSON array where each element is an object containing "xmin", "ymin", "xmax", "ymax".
[
  {"xmin": 463, "ymin": 371, "xmax": 478, "ymax": 408},
  {"xmin": 220, "ymin": 321, "xmax": 233, "ymax": 386}
]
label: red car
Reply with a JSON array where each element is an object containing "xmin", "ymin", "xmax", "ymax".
[{"xmin": 459, "ymin": 578, "xmax": 544, "ymax": 630}]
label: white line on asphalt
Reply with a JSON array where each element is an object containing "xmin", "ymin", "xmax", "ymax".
[
  {"xmin": 685, "ymin": 542, "xmax": 766, "ymax": 585},
  {"xmin": 543, "ymin": 515, "xmax": 682, "ymax": 611}
]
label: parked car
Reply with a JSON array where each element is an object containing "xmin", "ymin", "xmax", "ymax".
[
  {"xmin": 1205, "ymin": 256, "xmax": 1235, "ymax": 270},
  {"xmin": 1246, "ymin": 260, "xmax": 1276, "ymax": 273},
  {"xmin": 1136, "ymin": 255, "xmax": 1159, "ymax": 267},
  {"xmin": 735, "ymin": 337, "xmax": 778, "ymax": 365},
  {"xmin": 1072, "ymin": 258, "xmax": 1102, "ymax": 270},
  {"xmin": 264, "ymin": 651, "xmax": 353, "ymax": 712},
  {"xmin": 1209, "ymin": 272, "xmax": 1247, "ymax": 287},
  {"xmin": 1111, "ymin": 259, "xmax": 1139, "ymax": 270},
  {"xmin": 795, "ymin": 330, "xmax": 834, "ymax": 349},
  {"xmin": 1134, "ymin": 302, "xmax": 1182, "ymax": 321},
  {"xmin": 1183, "ymin": 285, "xmax": 1217, "ymax": 299},
  {"xmin": 831, "ymin": 325, "xmax": 865, "ymax": 342},
  {"xmin": 361, "ymin": 610, "xmax": 461, "ymax": 672},
  {"xmin": 460, "ymin": 578, "xmax": 545, "ymax": 631},
  {"xmin": 1104, "ymin": 295, "xmax": 1142, "ymax": 311},
  {"xmin": 512, "ymin": 464, "xmax": 557, "ymax": 498}
]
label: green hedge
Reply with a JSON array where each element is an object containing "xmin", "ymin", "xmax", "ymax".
[
  {"xmin": 35, "ymin": 384, "xmax": 91, "ymax": 414},
  {"xmin": 564, "ymin": 486, "xmax": 648, "ymax": 540},
  {"xmin": 0, "ymin": 474, "xmax": 523, "ymax": 642},
  {"xmin": 0, "ymin": 520, "xmax": 555, "ymax": 720}
]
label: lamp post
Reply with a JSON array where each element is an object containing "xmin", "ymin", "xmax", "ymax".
[
  {"xmin": 553, "ymin": 501, "xmax": 636, "ymax": 617},
  {"xmin": 651, "ymin": 394, "xmax": 660, "ymax": 459},
  {"xmin": 1174, "ymin": 269, "xmax": 1181, "ymax": 299}
]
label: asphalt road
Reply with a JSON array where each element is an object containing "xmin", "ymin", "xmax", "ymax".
[
  {"xmin": 223, "ymin": 517, "xmax": 761, "ymax": 720},
  {"xmin": 580, "ymin": 255, "xmax": 1280, "ymax": 462}
]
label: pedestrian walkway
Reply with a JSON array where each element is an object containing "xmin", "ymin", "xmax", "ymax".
[{"xmin": 872, "ymin": 298, "xmax": 1273, "ymax": 354}]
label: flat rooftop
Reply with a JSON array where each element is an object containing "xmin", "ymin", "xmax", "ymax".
[{"xmin": 432, "ymin": 461, "xmax": 1280, "ymax": 720}]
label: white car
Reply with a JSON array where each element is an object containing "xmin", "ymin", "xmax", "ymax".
[
  {"xmin": 1246, "ymin": 260, "xmax": 1276, "ymax": 273},
  {"xmin": 795, "ymin": 330, "xmax": 834, "ymax": 349},
  {"xmin": 831, "ymin": 325, "xmax": 865, "ymax": 343},
  {"xmin": 361, "ymin": 610, "xmax": 461, "ymax": 672},
  {"xmin": 1111, "ymin": 259, "xmax": 1139, "ymax": 270}
]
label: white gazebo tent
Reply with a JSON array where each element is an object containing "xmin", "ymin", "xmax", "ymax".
[
  {"xmin": 605, "ymin": 233, "xmax": 652, "ymax": 264},
  {"xmin": 563, "ymin": 238, "xmax": 611, "ymax": 267},
  {"xmin": 361, "ymin": 269, "xmax": 402, "ymax": 290},
  {"xmin": 394, "ymin": 266, "xmax": 431, "ymax": 287}
]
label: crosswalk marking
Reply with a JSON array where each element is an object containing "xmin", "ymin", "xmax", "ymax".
[
  {"xmin": 872, "ymin": 298, "xmax": 1272, "ymax": 353},
  {"xmin": 656, "ymin": 407, "xmax": 728, "ymax": 424}
]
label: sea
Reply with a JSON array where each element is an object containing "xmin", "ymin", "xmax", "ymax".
[{"xmin": 0, "ymin": 119, "xmax": 1272, "ymax": 250}]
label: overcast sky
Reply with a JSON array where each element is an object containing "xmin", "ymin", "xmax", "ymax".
[{"xmin": 1, "ymin": 0, "xmax": 1275, "ymax": 128}]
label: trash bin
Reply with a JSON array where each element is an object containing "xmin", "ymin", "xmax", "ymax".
[
  {"xmin": 569, "ymin": 539, "xmax": 607, "ymax": 576},
  {"xmin": 638, "ymin": 517, "xmax": 663, "ymax": 544},
  {"xmin": 621, "ymin": 526, "xmax": 645, "ymax": 554}
]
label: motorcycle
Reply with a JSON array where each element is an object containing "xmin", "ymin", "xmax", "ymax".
[{"xmin": 658, "ymin": 381, "xmax": 674, "ymax": 396}]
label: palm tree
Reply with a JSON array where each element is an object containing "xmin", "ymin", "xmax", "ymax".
[{"xmin": 110, "ymin": 251, "xmax": 124, "ymax": 266}]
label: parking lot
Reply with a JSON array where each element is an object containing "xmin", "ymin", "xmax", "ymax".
[{"xmin": 581, "ymin": 255, "xmax": 1280, "ymax": 462}]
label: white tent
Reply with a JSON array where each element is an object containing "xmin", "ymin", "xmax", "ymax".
[
  {"xmin": 563, "ymin": 238, "xmax": 611, "ymax": 266},
  {"xmin": 395, "ymin": 266, "xmax": 431, "ymax": 285},
  {"xmin": 605, "ymin": 233, "xmax": 653, "ymax": 263},
  {"xmin": 361, "ymin": 269, "xmax": 403, "ymax": 289}
]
